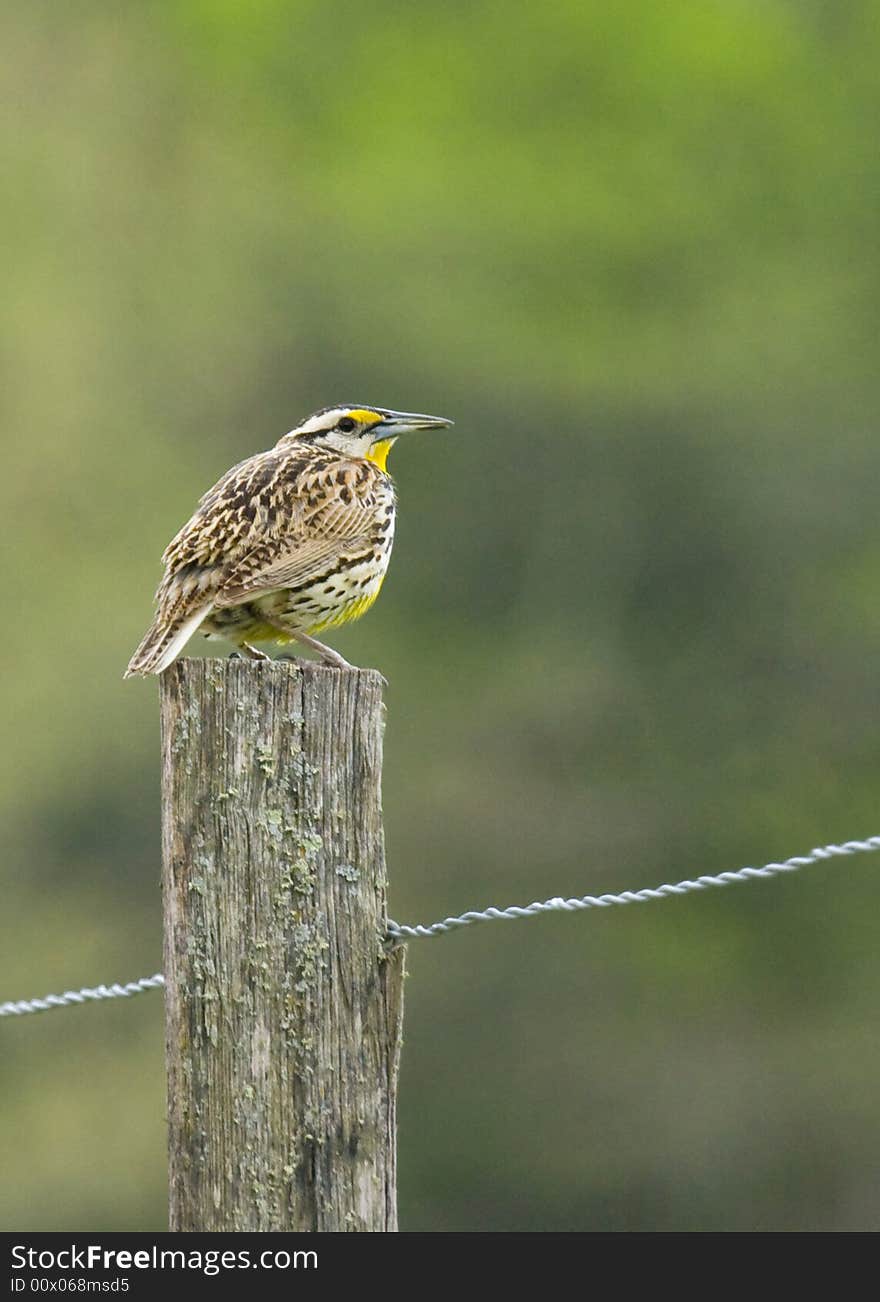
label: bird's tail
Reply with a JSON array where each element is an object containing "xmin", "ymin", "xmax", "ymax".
[{"xmin": 124, "ymin": 606, "xmax": 210, "ymax": 678}]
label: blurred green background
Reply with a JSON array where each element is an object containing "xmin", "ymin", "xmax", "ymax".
[{"xmin": 3, "ymin": 0, "xmax": 880, "ymax": 1232}]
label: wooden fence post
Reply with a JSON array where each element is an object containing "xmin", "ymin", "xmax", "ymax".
[{"xmin": 159, "ymin": 658, "xmax": 405, "ymax": 1232}]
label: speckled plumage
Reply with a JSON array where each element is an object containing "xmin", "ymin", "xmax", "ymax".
[{"xmin": 125, "ymin": 404, "xmax": 452, "ymax": 677}]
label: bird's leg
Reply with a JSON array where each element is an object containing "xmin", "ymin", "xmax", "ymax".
[
  {"xmin": 277, "ymin": 628, "xmax": 355, "ymax": 670},
  {"xmin": 257, "ymin": 614, "xmax": 356, "ymax": 670},
  {"xmin": 268, "ymin": 627, "xmax": 354, "ymax": 671},
  {"xmin": 292, "ymin": 631, "xmax": 356, "ymax": 670}
]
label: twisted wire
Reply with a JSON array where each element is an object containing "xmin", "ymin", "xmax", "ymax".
[
  {"xmin": 0, "ymin": 973, "xmax": 165, "ymax": 1018},
  {"xmin": 3, "ymin": 836, "xmax": 879, "ymax": 1015},
  {"xmin": 384, "ymin": 836, "xmax": 880, "ymax": 939}
]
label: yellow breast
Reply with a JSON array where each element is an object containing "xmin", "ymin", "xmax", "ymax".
[{"xmin": 307, "ymin": 579, "xmax": 386, "ymax": 633}]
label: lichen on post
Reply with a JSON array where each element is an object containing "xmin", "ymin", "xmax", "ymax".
[{"xmin": 160, "ymin": 657, "xmax": 404, "ymax": 1232}]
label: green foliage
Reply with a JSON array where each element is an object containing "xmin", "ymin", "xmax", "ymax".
[{"xmin": 2, "ymin": 0, "xmax": 880, "ymax": 1230}]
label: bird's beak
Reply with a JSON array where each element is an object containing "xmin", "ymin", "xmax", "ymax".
[{"xmin": 371, "ymin": 409, "xmax": 454, "ymax": 440}]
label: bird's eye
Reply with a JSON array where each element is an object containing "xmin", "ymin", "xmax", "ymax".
[{"xmin": 337, "ymin": 417, "xmax": 356, "ymax": 433}]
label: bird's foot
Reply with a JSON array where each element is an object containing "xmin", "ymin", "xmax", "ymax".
[
  {"xmin": 319, "ymin": 649, "xmax": 356, "ymax": 671},
  {"xmin": 230, "ymin": 642, "xmax": 270, "ymax": 661}
]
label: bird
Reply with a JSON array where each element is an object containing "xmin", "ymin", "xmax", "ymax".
[{"xmin": 125, "ymin": 404, "xmax": 453, "ymax": 677}]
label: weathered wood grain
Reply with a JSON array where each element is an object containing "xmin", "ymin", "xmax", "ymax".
[{"xmin": 160, "ymin": 658, "xmax": 404, "ymax": 1232}]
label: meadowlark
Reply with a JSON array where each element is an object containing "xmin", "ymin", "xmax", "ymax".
[{"xmin": 125, "ymin": 404, "xmax": 453, "ymax": 677}]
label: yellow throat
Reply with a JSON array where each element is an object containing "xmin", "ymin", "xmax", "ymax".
[{"xmin": 365, "ymin": 438, "xmax": 395, "ymax": 472}]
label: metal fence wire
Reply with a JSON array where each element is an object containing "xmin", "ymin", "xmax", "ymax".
[{"xmin": 2, "ymin": 835, "xmax": 879, "ymax": 1018}]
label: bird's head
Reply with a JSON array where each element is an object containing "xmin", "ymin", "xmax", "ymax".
[{"xmin": 277, "ymin": 404, "xmax": 453, "ymax": 471}]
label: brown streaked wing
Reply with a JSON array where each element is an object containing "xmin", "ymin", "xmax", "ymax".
[
  {"xmin": 153, "ymin": 448, "xmax": 390, "ymax": 615},
  {"xmin": 152, "ymin": 451, "xmax": 318, "ymax": 623},
  {"xmin": 213, "ymin": 459, "xmax": 390, "ymax": 606},
  {"xmin": 159, "ymin": 450, "xmax": 305, "ymax": 575},
  {"xmin": 213, "ymin": 536, "xmax": 368, "ymax": 606}
]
